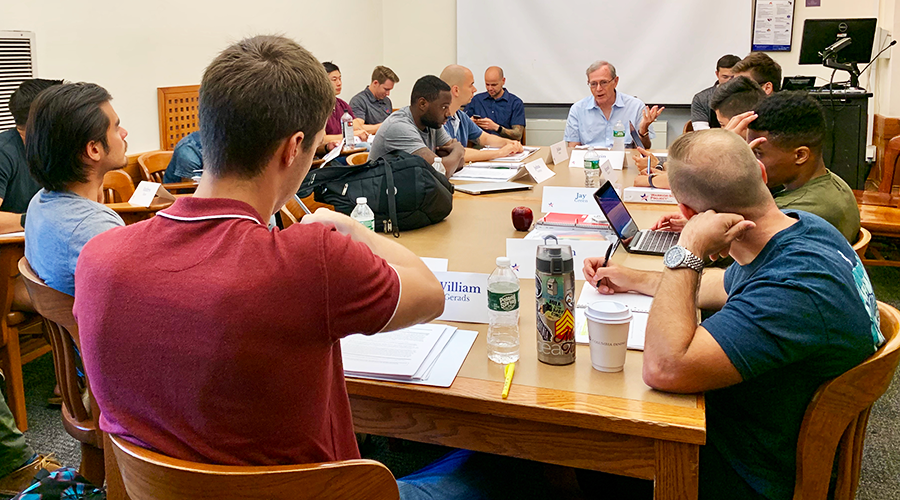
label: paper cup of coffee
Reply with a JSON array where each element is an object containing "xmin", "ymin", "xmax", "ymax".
[{"xmin": 585, "ymin": 301, "xmax": 632, "ymax": 372}]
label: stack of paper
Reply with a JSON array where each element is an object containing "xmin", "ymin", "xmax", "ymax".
[
  {"xmin": 574, "ymin": 282, "xmax": 652, "ymax": 350},
  {"xmin": 341, "ymin": 324, "xmax": 477, "ymax": 387},
  {"xmin": 451, "ymin": 164, "xmax": 526, "ymax": 182},
  {"xmin": 482, "ymin": 146, "xmax": 540, "ymax": 162}
]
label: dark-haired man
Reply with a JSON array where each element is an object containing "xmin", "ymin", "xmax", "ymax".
[
  {"xmin": 350, "ymin": 65, "xmax": 399, "ymax": 133},
  {"xmin": 585, "ymin": 129, "xmax": 880, "ymax": 500},
  {"xmin": 369, "ymin": 75, "xmax": 465, "ymax": 176},
  {"xmin": 74, "ymin": 35, "xmax": 445, "ymax": 473},
  {"xmin": 0, "ymin": 79, "xmax": 63, "ymax": 233},
  {"xmin": 466, "ymin": 66, "xmax": 526, "ymax": 141},
  {"xmin": 24, "ymin": 82, "xmax": 126, "ymax": 296},
  {"xmin": 691, "ymin": 54, "xmax": 741, "ymax": 130},
  {"xmin": 747, "ymin": 91, "xmax": 860, "ymax": 242},
  {"xmin": 163, "ymin": 130, "xmax": 202, "ymax": 183},
  {"xmin": 710, "ymin": 76, "xmax": 768, "ymax": 134},
  {"xmin": 731, "ymin": 53, "xmax": 782, "ymax": 95}
]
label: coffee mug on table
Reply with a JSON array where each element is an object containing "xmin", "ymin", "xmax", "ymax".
[{"xmin": 585, "ymin": 301, "xmax": 632, "ymax": 372}]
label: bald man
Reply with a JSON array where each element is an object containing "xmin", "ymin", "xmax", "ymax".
[
  {"xmin": 440, "ymin": 65, "xmax": 524, "ymax": 162},
  {"xmin": 465, "ymin": 66, "xmax": 526, "ymax": 141}
]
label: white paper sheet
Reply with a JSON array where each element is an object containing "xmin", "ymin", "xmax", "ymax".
[
  {"xmin": 574, "ymin": 282, "xmax": 652, "ymax": 350},
  {"xmin": 345, "ymin": 330, "xmax": 478, "ymax": 387},
  {"xmin": 482, "ymin": 146, "xmax": 540, "ymax": 162},
  {"xmin": 341, "ymin": 324, "xmax": 451, "ymax": 378},
  {"xmin": 421, "ymin": 257, "xmax": 449, "ymax": 273},
  {"xmin": 451, "ymin": 166, "xmax": 525, "ymax": 182}
]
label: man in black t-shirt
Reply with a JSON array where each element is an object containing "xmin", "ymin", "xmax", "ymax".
[{"xmin": 0, "ymin": 79, "xmax": 63, "ymax": 233}]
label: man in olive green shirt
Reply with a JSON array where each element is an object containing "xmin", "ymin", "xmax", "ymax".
[
  {"xmin": 651, "ymin": 91, "xmax": 860, "ymax": 243},
  {"xmin": 747, "ymin": 91, "xmax": 859, "ymax": 242}
]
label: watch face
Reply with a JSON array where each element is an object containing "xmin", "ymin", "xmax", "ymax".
[{"xmin": 664, "ymin": 245, "xmax": 685, "ymax": 268}]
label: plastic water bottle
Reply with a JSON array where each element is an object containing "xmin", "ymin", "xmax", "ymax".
[
  {"xmin": 350, "ymin": 197, "xmax": 374, "ymax": 231},
  {"xmin": 341, "ymin": 111, "xmax": 354, "ymax": 147},
  {"xmin": 584, "ymin": 146, "xmax": 600, "ymax": 188},
  {"xmin": 432, "ymin": 156, "xmax": 446, "ymax": 176},
  {"xmin": 487, "ymin": 257, "xmax": 520, "ymax": 364},
  {"xmin": 613, "ymin": 120, "xmax": 626, "ymax": 152}
]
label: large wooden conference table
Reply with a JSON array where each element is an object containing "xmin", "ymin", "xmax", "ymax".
[{"xmin": 347, "ymin": 149, "xmax": 704, "ymax": 500}]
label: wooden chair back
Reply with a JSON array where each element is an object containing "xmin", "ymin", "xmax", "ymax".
[
  {"xmin": 852, "ymin": 228, "xmax": 871, "ymax": 260},
  {"xmin": 682, "ymin": 120, "xmax": 694, "ymax": 134},
  {"xmin": 285, "ymin": 195, "xmax": 334, "ymax": 222},
  {"xmin": 158, "ymin": 85, "xmax": 200, "ymax": 151},
  {"xmin": 17, "ymin": 257, "xmax": 105, "ymax": 485},
  {"xmin": 109, "ymin": 434, "xmax": 399, "ymax": 500},
  {"xmin": 279, "ymin": 206, "xmax": 298, "ymax": 229},
  {"xmin": 138, "ymin": 151, "xmax": 174, "ymax": 184},
  {"xmin": 793, "ymin": 301, "xmax": 900, "ymax": 500},
  {"xmin": 347, "ymin": 152, "xmax": 369, "ymax": 165},
  {"xmin": 103, "ymin": 170, "xmax": 136, "ymax": 204}
]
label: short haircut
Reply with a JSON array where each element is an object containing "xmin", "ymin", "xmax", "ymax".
[
  {"xmin": 717, "ymin": 54, "xmax": 742, "ymax": 70},
  {"xmin": 200, "ymin": 35, "xmax": 334, "ymax": 179},
  {"xmin": 8, "ymin": 79, "xmax": 64, "ymax": 126},
  {"xmin": 322, "ymin": 61, "xmax": 339, "ymax": 74},
  {"xmin": 410, "ymin": 75, "xmax": 451, "ymax": 104},
  {"xmin": 667, "ymin": 129, "xmax": 771, "ymax": 215},
  {"xmin": 372, "ymin": 66, "xmax": 399, "ymax": 84},
  {"xmin": 709, "ymin": 76, "xmax": 767, "ymax": 119},
  {"xmin": 731, "ymin": 53, "xmax": 782, "ymax": 92},
  {"xmin": 25, "ymin": 83, "xmax": 111, "ymax": 192},
  {"xmin": 586, "ymin": 61, "xmax": 616, "ymax": 80},
  {"xmin": 748, "ymin": 91, "xmax": 826, "ymax": 155}
]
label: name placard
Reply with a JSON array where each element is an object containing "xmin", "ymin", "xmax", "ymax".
[
  {"xmin": 128, "ymin": 181, "xmax": 176, "ymax": 207},
  {"xmin": 541, "ymin": 186, "xmax": 604, "ymax": 215},
  {"xmin": 433, "ymin": 272, "xmax": 490, "ymax": 324}
]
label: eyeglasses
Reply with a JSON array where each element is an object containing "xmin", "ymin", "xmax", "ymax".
[{"xmin": 588, "ymin": 80, "xmax": 613, "ymax": 89}]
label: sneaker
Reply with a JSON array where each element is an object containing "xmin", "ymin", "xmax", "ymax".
[{"xmin": 0, "ymin": 454, "xmax": 62, "ymax": 495}]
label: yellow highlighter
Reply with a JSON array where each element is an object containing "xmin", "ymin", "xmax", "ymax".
[{"xmin": 501, "ymin": 362, "xmax": 515, "ymax": 399}]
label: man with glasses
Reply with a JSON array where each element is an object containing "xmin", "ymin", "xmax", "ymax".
[{"xmin": 565, "ymin": 60, "xmax": 662, "ymax": 149}]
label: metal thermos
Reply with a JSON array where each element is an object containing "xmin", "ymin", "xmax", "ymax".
[{"xmin": 535, "ymin": 236, "xmax": 576, "ymax": 365}]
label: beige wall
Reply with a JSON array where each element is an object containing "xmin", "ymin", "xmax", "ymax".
[
  {"xmin": 5, "ymin": 0, "xmax": 900, "ymax": 153},
  {"xmin": 3, "ymin": 0, "xmax": 385, "ymax": 152}
]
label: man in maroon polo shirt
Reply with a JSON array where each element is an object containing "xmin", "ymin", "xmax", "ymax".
[{"xmin": 73, "ymin": 35, "xmax": 444, "ymax": 466}]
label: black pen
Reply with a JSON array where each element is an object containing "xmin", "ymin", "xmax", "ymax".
[{"xmin": 602, "ymin": 238, "xmax": 618, "ymax": 267}]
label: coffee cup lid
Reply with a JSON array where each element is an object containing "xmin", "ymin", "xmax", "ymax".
[{"xmin": 584, "ymin": 300, "xmax": 633, "ymax": 323}]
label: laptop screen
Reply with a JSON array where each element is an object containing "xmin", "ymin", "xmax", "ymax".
[{"xmin": 594, "ymin": 182, "xmax": 639, "ymax": 240}]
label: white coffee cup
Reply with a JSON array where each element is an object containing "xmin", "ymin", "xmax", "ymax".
[{"xmin": 585, "ymin": 301, "xmax": 632, "ymax": 372}]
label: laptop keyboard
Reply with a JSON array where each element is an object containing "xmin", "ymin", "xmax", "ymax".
[{"xmin": 636, "ymin": 230, "xmax": 680, "ymax": 253}]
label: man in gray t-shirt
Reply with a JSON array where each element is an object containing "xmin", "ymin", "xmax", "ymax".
[
  {"xmin": 23, "ymin": 82, "xmax": 128, "ymax": 296},
  {"xmin": 369, "ymin": 75, "xmax": 465, "ymax": 177}
]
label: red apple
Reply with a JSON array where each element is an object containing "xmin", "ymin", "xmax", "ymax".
[{"xmin": 511, "ymin": 206, "xmax": 534, "ymax": 231}]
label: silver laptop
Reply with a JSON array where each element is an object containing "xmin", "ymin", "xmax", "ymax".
[{"xmin": 593, "ymin": 181, "xmax": 679, "ymax": 256}]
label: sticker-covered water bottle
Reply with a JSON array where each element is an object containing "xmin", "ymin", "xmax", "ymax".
[{"xmin": 535, "ymin": 235, "xmax": 576, "ymax": 365}]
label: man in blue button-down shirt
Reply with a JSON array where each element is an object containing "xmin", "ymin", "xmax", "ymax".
[{"xmin": 565, "ymin": 61, "xmax": 662, "ymax": 149}]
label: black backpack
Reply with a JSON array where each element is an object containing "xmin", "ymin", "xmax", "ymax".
[{"xmin": 297, "ymin": 151, "xmax": 454, "ymax": 236}]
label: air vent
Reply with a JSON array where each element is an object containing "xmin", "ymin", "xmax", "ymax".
[{"xmin": 0, "ymin": 31, "xmax": 35, "ymax": 132}]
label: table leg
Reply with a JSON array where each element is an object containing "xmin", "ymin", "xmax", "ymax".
[{"xmin": 654, "ymin": 440, "xmax": 699, "ymax": 500}]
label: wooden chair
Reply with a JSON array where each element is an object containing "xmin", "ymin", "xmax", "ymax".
[
  {"xmin": 109, "ymin": 434, "xmax": 399, "ymax": 500},
  {"xmin": 279, "ymin": 206, "xmax": 298, "ymax": 229},
  {"xmin": 138, "ymin": 151, "xmax": 174, "ymax": 184},
  {"xmin": 852, "ymin": 228, "xmax": 871, "ymax": 260},
  {"xmin": 158, "ymin": 85, "xmax": 200, "ymax": 151},
  {"xmin": 682, "ymin": 120, "xmax": 694, "ymax": 134},
  {"xmin": 284, "ymin": 195, "xmax": 334, "ymax": 222},
  {"xmin": 18, "ymin": 257, "xmax": 105, "ymax": 486},
  {"xmin": 347, "ymin": 152, "xmax": 369, "ymax": 165},
  {"xmin": 793, "ymin": 301, "xmax": 900, "ymax": 500},
  {"xmin": 0, "ymin": 239, "xmax": 48, "ymax": 432},
  {"xmin": 103, "ymin": 170, "xmax": 136, "ymax": 204}
]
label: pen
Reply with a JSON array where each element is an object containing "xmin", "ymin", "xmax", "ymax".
[
  {"xmin": 501, "ymin": 362, "xmax": 515, "ymax": 399},
  {"xmin": 293, "ymin": 194, "xmax": 313, "ymax": 215},
  {"xmin": 602, "ymin": 238, "xmax": 618, "ymax": 267}
]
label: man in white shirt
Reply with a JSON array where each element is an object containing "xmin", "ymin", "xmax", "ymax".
[{"xmin": 565, "ymin": 60, "xmax": 662, "ymax": 149}]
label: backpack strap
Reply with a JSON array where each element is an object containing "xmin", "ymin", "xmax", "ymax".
[{"xmin": 382, "ymin": 156, "xmax": 401, "ymax": 238}]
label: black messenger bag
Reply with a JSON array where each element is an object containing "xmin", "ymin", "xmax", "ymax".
[{"xmin": 297, "ymin": 151, "xmax": 454, "ymax": 236}]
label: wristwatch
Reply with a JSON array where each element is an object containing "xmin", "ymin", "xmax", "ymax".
[
  {"xmin": 497, "ymin": 125, "xmax": 503, "ymax": 134},
  {"xmin": 663, "ymin": 245, "xmax": 704, "ymax": 273}
]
